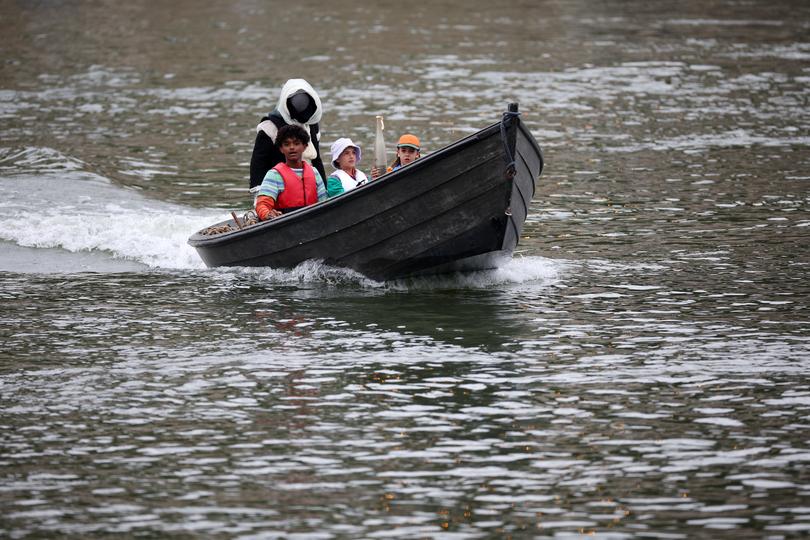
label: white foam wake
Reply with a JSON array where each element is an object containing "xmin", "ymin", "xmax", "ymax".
[
  {"xmin": 0, "ymin": 209, "xmax": 218, "ymax": 270},
  {"xmin": 0, "ymin": 152, "xmax": 224, "ymax": 270},
  {"xmin": 222, "ymin": 255, "xmax": 563, "ymax": 289}
]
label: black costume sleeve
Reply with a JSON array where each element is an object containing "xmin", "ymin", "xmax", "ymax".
[
  {"xmin": 309, "ymin": 123, "xmax": 327, "ymax": 181},
  {"xmin": 249, "ymin": 131, "xmax": 284, "ymax": 189}
]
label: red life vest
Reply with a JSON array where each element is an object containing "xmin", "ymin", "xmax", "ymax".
[{"xmin": 273, "ymin": 162, "xmax": 319, "ymax": 211}]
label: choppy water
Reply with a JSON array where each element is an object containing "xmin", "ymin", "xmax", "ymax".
[{"xmin": 1, "ymin": 0, "xmax": 809, "ymax": 538}]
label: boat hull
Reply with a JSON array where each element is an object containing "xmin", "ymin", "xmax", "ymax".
[{"xmin": 189, "ymin": 108, "xmax": 543, "ymax": 281}]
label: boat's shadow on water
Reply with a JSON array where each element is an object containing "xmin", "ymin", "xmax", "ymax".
[{"xmin": 223, "ymin": 257, "xmax": 561, "ymax": 353}]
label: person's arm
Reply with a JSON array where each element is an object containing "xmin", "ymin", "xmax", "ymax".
[
  {"xmin": 255, "ymin": 195, "xmax": 281, "ymax": 220},
  {"xmin": 315, "ymin": 170, "xmax": 328, "ymax": 201},
  {"xmin": 325, "ymin": 174, "xmax": 344, "ymax": 198},
  {"xmin": 309, "ymin": 123, "xmax": 328, "ymax": 181},
  {"xmin": 312, "ymin": 156, "xmax": 327, "ymax": 184},
  {"xmin": 255, "ymin": 169, "xmax": 285, "ymax": 220},
  {"xmin": 249, "ymin": 131, "xmax": 283, "ymax": 189}
]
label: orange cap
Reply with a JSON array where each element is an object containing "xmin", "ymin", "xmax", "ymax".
[{"xmin": 396, "ymin": 134, "xmax": 420, "ymax": 149}]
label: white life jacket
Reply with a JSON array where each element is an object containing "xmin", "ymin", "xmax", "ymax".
[{"xmin": 333, "ymin": 169, "xmax": 369, "ymax": 192}]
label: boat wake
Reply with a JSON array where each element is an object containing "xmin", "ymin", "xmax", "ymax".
[
  {"xmin": 219, "ymin": 255, "xmax": 562, "ymax": 289},
  {"xmin": 384, "ymin": 255, "xmax": 563, "ymax": 290},
  {"xmin": 0, "ymin": 148, "xmax": 225, "ymax": 272}
]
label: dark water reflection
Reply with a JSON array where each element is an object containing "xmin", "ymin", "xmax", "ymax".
[
  {"xmin": 2, "ymin": 0, "xmax": 810, "ymax": 537},
  {"xmin": 2, "ymin": 263, "xmax": 809, "ymax": 536}
]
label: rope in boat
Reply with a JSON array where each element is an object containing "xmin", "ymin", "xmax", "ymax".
[
  {"xmin": 200, "ymin": 210, "xmax": 259, "ymax": 235},
  {"xmin": 500, "ymin": 109, "xmax": 520, "ymax": 179}
]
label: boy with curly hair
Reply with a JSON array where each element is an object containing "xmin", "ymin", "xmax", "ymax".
[{"xmin": 255, "ymin": 124, "xmax": 327, "ymax": 221}]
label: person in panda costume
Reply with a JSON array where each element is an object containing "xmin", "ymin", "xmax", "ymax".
[{"xmin": 248, "ymin": 79, "xmax": 327, "ymax": 196}]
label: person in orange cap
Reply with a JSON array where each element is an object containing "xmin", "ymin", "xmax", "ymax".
[{"xmin": 371, "ymin": 133, "xmax": 421, "ymax": 178}]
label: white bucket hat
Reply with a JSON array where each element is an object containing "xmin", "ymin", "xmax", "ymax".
[{"xmin": 330, "ymin": 138, "xmax": 362, "ymax": 168}]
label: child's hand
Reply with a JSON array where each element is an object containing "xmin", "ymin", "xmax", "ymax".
[
  {"xmin": 371, "ymin": 166, "xmax": 381, "ymax": 179},
  {"xmin": 257, "ymin": 207, "xmax": 282, "ymax": 221},
  {"xmin": 256, "ymin": 195, "xmax": 282, "ymax": 221}
]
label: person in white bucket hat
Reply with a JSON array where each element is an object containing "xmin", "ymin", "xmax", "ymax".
[{"xmin": 326, "ymin": 137, "xmax": 370, "ymax": 198}]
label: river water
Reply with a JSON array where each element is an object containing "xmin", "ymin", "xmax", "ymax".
[{"xmin": 1, "ymin": 0, "xmax": 809, "ymax": 538}]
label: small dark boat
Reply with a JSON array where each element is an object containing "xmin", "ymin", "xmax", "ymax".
[{"xmin": 188, "ymin": 103, "xmax": 543, "ymax": 281}]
